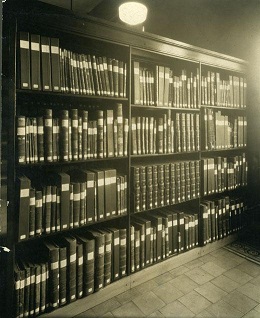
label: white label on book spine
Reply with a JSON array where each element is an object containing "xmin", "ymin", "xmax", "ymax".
[
  {"xmin": 107, "ymin": 116, "xmax": 113, "ymax": 124},
  {"xmin": 114, "ymin": 238, "xmax": 119, "ymax": 246},
  {"xmin": 121, "ymin": 238, "xmax": 126, "ymax": 246},
  {"xmin": 62, "ymin": 119, "xmax": 69, "ymax": 127},
  {"xmin": 72, "ymin": 120, "xmax": 78, "ymax": 128},
  {"xmin": 17, "ymin": 127, "xmax": 25, "ymax": 135},
  {"xmin": 45, "ymin": 119, "xmax": 52, "ymax": 127},
  {"xmin": 51, "ymin": 46, "xmax": 59, "ymax": 54},
  {"xmin": 20, "ymin": 189, "xmax": 29, "ymax": 198},
  {"xmin": 106, "ymin": 244, "xmax": 111, "ymax": 252},
  {"xmin": 105, "ymin": 178, "xmax": 111, "ymax": 186},
  {"xmin": 87, "ymin": 180, "xmax": 94, "ymax": 188},
  {"xmin": 30, "ymin": 197, "xmax": 35, "ymax": 205},
  {"xmin": 70, "ymin": 253, "xmax": 76, "ymax": 263},
  {"xmin": 117, "ymin": 116, "xmax": 123, "ymax": 124},
  {"xmin": 20, "ymin": 40, "xmax": 29, "ymax": 49},
  {"xmin": 20, "ymin": 279, "xmax": 25, "ymax": 289},
  {"xmin": 74, "ymin": 193, "xmax": 80, "ymax": 201},
  {"xmin": 173, "ymin": 220, "xmax": 177, "ymax": 226},
  {"xmin": 41, "ymin": 44, "xmax": 50, "ymax": 53},
  {"xmin": 35, "ymin": 199, "xmax": 42, "ymax": 208},
  {"xmin": 135, "ymin": 240, "xmax": 140, "ymax": 247},
  {"xmin": 78, "ymin": 256, "xmax": 83, "ymax": 266},
  {"xmin": 168, "ymin": 221, "xmax": 172, "ymax": 227},
  {"xmin": 60, "ymin": 259, "xmax": 67, "ymax": 268},
  {"xmin": 31, "ymin": 42, "xmax": 40, "ymax": 51},
  {"xmin": 38, "ymin": 126, "xmax": 44, "ymax": 134},
  {"xmin": 134, "ymin": 67, "xmax": 139, "ymax": 75},
  {"xmin": 98, "ymin": 178, "xmax": 104, "ymax": 187},
  {"xmin": 111, "ymin": 177, "xmax": 116, "ymax": 184},
  {"xmin": 99, "ymin": 246, "xmax": 104, "ymax": 254},
  {"xmin": 180, "ymin": 218, "xmax": 184, "ymax": 225},
  {"xmin": 158, "ymin": 224, "xmax": 162, "ymax": 231},
  {"xmin": 141, "ymin": 234, "xmax": 145, "ymax": 241},
  {"xmin": 62, "ymin": 183, "xmax": 69, "ymax": 192},
  {"xmin": 46, "ymin": 194, "xmax": 51, "ymax": 202},
  {"xmin": 51, "ymin": 261, "xmax": 59, "ymax": 270},
  {"xmin": 87, "ymin": 252, "xmax": 94, "ymax": 261}
]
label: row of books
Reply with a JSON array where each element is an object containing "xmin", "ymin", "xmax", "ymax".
[
  {"xmin": 130, "ymin": 210, "xmax": 199, "ymax": 272},
  {"xmin": 200, "ymin": 196, "xmax": 246, "ymax": 245},
  {"xmin": 19, "ymin": 32, "xmax": 127, "ymax": 97},
  {"xmin": 201, "ymin": 154, "xmax": 248, "ymax": 196},
  {"xmin": 18, "ymin": 169, "xmax": 127, "ymax": 241},
  {"xmin": 133, "ymin": 61, "xmax": 200, "ymax": 108},
  {"xmin": 14, "ymin": 227, "xmax": 127, "ymax": 317},
  {"xmin": 131, "ymin": 112, "xmax": 200, "ymax": 155},
  {"xmin": 201, "ymin": 72, "xmax": 247, "ymax": 108},
  {"xmin": 131, "ymin": 161, "xmax": 200, "ymax": 213},
  {"xmin": 203, "ymin": 108, "xmax": 247, "ymax": 150},
  {"xmin": 17, "ymin": 104, "xmax": 128, "ymax": 164}
]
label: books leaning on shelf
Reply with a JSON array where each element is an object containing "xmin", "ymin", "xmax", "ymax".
[
  {"xmin": 17, "ymin": 169, "xmax": 127, "ymax": 240},
  {"xmin": 133, "ymin": 61, "xmax": 200, "ymax": 108},
  {"xmin": 201, "ymin": 71, "xmax": 247, "ymax": 108},
  {"xmin": 19, "ymin": 32, "xmax": 127, "ymax": 97},
  {"xmin": 16, "ymin": 103, "xmax": 129, "ymax": 164},
  {"xmin": 202, "ymin": 108, "xmax": 247, "ymax": 150},
  {"xmin": 200, "ymin": 196, "xmax": 247, "ymax": 246},
  {"xmin": 201, "ymin": 153, "xmax": 248, "ymax": 196},
  {"xmin": 131, "ymin": 160, "xmax": 200, "ymax": 213},
  {"xmin": 14, "ymin": 226, "xmax": 127, "ymax": 317},
  {"xmin": 130, "ymin": 207, "xmax": 199, "ymax": 273},
  {"xmin": 131, "ymin": 111, "xmax": 200, "ymax": 155}
]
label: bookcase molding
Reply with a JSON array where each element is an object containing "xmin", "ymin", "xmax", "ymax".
[{"xmin": 3, "ymin": 1, "xmax": 249, "ymax": 317}]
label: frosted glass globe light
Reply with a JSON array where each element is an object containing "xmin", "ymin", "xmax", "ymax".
[{"xmin": 119, "ymin": 2, "xmax": 148, "ymax": 26}]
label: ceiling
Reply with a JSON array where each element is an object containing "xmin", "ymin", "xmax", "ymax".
[{"xmin": 39, "ymin": 0, "xmax": 260, "ymax": 61}]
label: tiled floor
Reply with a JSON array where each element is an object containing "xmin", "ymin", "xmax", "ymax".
[{"xmin": 73, "ymin": 248, "xmax": 260, "ymax": 318}]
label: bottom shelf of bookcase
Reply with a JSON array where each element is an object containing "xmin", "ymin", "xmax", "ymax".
[{"xmin": 43, "ymin": 234, "xmax": 238, "ymax": 317}]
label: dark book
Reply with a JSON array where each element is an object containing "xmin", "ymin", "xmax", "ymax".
[
  {"xmin": 130, "ymin": 226, "xmax": 135, "ymax": 273},
  {"xmin": 113, "ymin": 59, "xmax": 119, "ymax": 97},
  {"xmin": 50, "ymin": 37, "xmax": 61, "ymax": 91},
  {"xmin": 106, "ymin": 109, "xmax": 114, "ymax": 157},
  {"xmin": 40, "ymin": 36, "xmax": 52, "ymax": 91},
  {"xmin": 118, "ymin": 60, "xmax": 124, "ymax": 97},
  {"xmin": 88, "ymin": 230, "xmax": 105, "ymax": 291},
  {"xmin": 75, "ymin": 234, "xmax": 95, "ymax": 296},
  {"xmin": 44, "ymin": 109, "xmax": 53, "ymax": 162},
  {"xmin": 19, "ymin": 31, "xmax": 31, "ymax": 89},
  {"xmin": 116, "ymin": 103, "xmax": 124, "ymax": 157},
  {"xmin": 97, "ymin": 229, "xmax": 112, "ymax": 286},
  {"xmin": 133, "ymin": 61, "xmax": 140, "ymax": 104},
  {"xmin": 97, "ymin": 110, "xmax": 104, "ymax": 158},
  {"xmin": 40, "ymin": 262, "xmax": 48, "ymax": 313},
  {"xmin": 29, "ymin": 188, "xmax": 36, "ymax": 238},
  {"xmin": 76, "ymin": 242, "xmax": 84, "ymax": 298},
  {"xmin": 132, "ymin": 216, "xmax": 151, "ymax": 265},
  {"xmin": 134, "ymin": 229, "xmax": 141, "ymax": 271},
  {"xmin": 18, "ymin": 175, "xmax": 31, "ymax": 241},
  {"xmin": 123, "ymin": 118, "xmax": 129, "ymax": 156},
  {"xmin": 177, "ymin": 211, "xmax": 185, "ymax": 252},
  {"xmin": 35, "ymin": 190, "xmax": 43, "ymax": 236},
  {"xmin": 131, "ymin": 221, "xmax": 145, "ymax": 269},
  {"xmin": 30, "ymin": 34, "xmax": 41, "ymax": 90},
  {"xmin": 58, "ymin": 244, "xmax": 67, "ymax": 306},
  {"xmin": 42, "ymin": 240, "xmax": 60, "ymax": 309},
  {"xmin": 17, "ymin": 116, "xmax": 26, "ymax": 164},
  {"xmin": 91, "ymin": 169, "xmax": 104, "ymax": 221}
]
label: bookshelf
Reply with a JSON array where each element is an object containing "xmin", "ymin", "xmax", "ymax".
[{"xmin": 3, "ymin": 1, "xmax": 250, "ymax": 317}]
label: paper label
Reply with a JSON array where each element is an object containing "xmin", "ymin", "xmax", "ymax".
[{"xmin": 41, "ymin": 44, "xmax": 50, "ymax": 53}]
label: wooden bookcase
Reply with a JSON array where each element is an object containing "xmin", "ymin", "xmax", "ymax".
[{"xmin": 3, "ymin": 1, "xmax": 249, "ymax": 317}]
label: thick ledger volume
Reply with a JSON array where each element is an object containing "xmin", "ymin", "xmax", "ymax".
[
  {"xmin": 19, "ymin": 32, "xmax": 31, "ymax": 89},
  {"xmin": 30, "ymin": 34, "xmax": 41, "ymax": 90},
  {"xmin": 41, "ymin": 36, "xmax": 52, "ymax": 91},
  {"xmin": 50, "ymin": 38, "xmax": 61, "ymax": 92},
  {"xmin": 18, "ymin": 175, "xmax": 31, "ymax": 241}
]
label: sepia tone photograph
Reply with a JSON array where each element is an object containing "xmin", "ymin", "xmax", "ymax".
[{"xmin": 1, "ymin": 0, "xmax": 260, "ymax": 317}]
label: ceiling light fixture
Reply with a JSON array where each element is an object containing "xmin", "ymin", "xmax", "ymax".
[{"xmin": 119, "ymin": 2, "xmax": 148, "ymax": 26}]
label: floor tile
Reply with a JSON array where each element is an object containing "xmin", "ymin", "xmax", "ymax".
[
  {"xmin": 194, "ymin": 309, "xmax": 212, "ymax": 317},
  {"xmin": 249, "ymin": 275, "xmax": 260, "ymax": 287},
  {"xmin": 131, "ymin": 279, "xmax": 159, "ymax": 294},
  {"xmin": 238, "ymin": 282, "xmax": 260, "ymax": 303},
  {"xmin": 185, "ymin": 259, "xmax": 204, "ymax": 269},
  {"xmin": 147, "ymin": 310, "xmax": 165, "ymax": 317},
  {"xmin": 211, "ymin": 274, "xmax": 240, "ymax": 293},
  {"xmin": 254, "ymin": 304, "xmax": 260, "ymax": 312},
  {"xmin": 153, "ymin": 271, "xmax": 174, "ymax": 285},
  {"xmin": 206, "ymin": 299, "xmax": 244, "ymax": 317},
  {"xmin": 92, "ymin": 298, "xmax": 121, "ymax": 316},
  {"xmin": 152, "ymin": 281, "xmax": 184, "ymax": 304},
  {"xmin": 159, "ymin": 300, "xmax": 195, "ymax": 317},
  {"xmin": 178, "ymin": 290, "xmax": 211, "ymax": 314},
  {"xmin": 200, "ymin": 261, "xmax": 226, "ymax": 277},
  {"xmin": 223, "ymin": 290, "xmax": 258, "ymax": 314},
  {"xmin": 237, "ymin": 260, "xmax": 260, "ymax": 277},
  {"xmin": 185, "ymin": 267, "xmax": 215, "ymax": 285},
  {"xmin": 101, "ymin": 312, "xmax": 114, "ymax": 317},
  {"xmin": 132, "ymin": 291, "xmax": 165, "ymax": 316},
  {"xmin": 242, "ymin": 309, "xmax": 260, "ymax": 318},
  {"xmin": 195, "ymin": 281, "xmax": 227, "ymax": 303},
  {"xmin": 169, "ymin": 265, "xmax": 190, "ymax": 277},
  {"xmin": 199, "ymin": 253, "xmax": 218, "ymax": 264},
  {"xmin": 212, "ymin": 255, "xmax": 242, "ymax": 270},
  {"xmin": 224, "ymin": 268, "xmax": 253, "ymax": 285},
  {"xmin": 111, "ymin": 301, "xmax": 145, "ymax": 317},
  {"xmin": 74, "ymin": 308, "xmax": 97, "ymax": 317},
  {"xmin": 115, "ymin": 287, "xmax": 142, "ymax": 305},
  {"xmin": 169, "ymin": 274, "xmax": 199, "ymax": 294}
]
